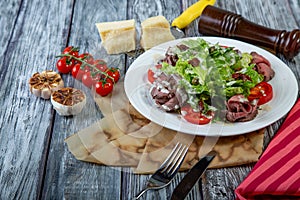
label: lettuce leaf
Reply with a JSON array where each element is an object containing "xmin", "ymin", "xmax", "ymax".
[{"xmin": 158, "ymin": 38, "xmax": 265, "ymax": 114}]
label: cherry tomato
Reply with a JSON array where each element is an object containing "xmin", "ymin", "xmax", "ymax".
[
  {"xmin": 155, "ymin": 64, "xmax": 162, "ymax": 69},
  {"xmin": 181, "ymin": 104, "xmax": 212, "ymax": 125},
  {"xmin": 248, "ymin": 82, "xmax": 273, "ymax": 105},
  {"xmin": 71, "ymin": 63, "xmax": 85, "ymax": 80},
  {"xmin": 78, "ymin": 53, "xmax": 94, "ymax": 65},
  {"xmin": 82, "ymin": 71, "xmax": 100, "ymax": 88},
  {"xmin": 106, "ymin": 68, "xmax": 120, "ymax": 83},
  {"xmin": 148, "ymin": 69, "xmax": 155, "ymax": 83},
  {"xmin": 95, "ymin": 78, "xmax": 114, "ymax": 96},
  {"xmin": 147, "ymin": 65, "xmax": 162, "ymax": 83},
  {"xmin": 94, "ymin": 59, "xmax": 108, "ymax": 72},
  {"xmin": 56, "ymin": 57, "xmax": 74, "ymax": 74},
  {"xmin": 62, "ymin": 46, "xmax": 79, "ymax": 57}
]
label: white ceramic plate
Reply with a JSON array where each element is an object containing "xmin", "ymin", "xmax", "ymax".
[{"xmin": 124, "ymin": 37, "xmax": 298, "ymax": 136}]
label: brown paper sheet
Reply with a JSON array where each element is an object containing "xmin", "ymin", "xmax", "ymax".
[{"xmin": 65, "ymin": 82, "xmax": 264, "ymax": 174}]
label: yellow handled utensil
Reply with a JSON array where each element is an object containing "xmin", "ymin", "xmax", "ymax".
[{"xmin": 171, "ymin": 0, "xmax": 216, "ymax": 38}]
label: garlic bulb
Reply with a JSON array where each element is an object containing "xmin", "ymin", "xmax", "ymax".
[
  {"xmin": 29, "ymin": 70, "xmax": 64, "ymax": 99},
  {"xmin": 51, "ymin": 87, "xmax": 86, "ymax": 116}
]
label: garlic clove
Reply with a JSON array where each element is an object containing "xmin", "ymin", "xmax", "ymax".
[
  {"xmin": 29, "ymin": 70, "xmax": 64, "ymax": 99},
  {"xmin": 51, "ymin": 87, "xmax": 86, "ymax": 116}
]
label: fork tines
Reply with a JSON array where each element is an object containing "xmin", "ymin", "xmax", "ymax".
[{"xmin": 159, "ymin": 142, "xmax": 189, "ymax": 175}]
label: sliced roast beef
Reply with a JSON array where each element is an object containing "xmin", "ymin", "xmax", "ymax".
[
  {"xmin": 175, "ymin": 87, "xmax": 188, "ymax": 107},
  {"xmin": 155, "ymin": 71, "xmax": 168, "ymax": 82},
  {"xmin": 162, "ymin": 96, "xmax": 180, "ymax": 111},
  {"xmin": 226, "ymin": 94, "xmax": 258, "ymax": 122},
  {"xmin": 150, "ymin": 73, "xmax": 184, "ymax": 112},
  {"xmin": 232, "ymin": 73, "xmax": 252, "ymax": 81},
  {"xmin": 163, "ymin": 53, "xmax": 178, "ymax": 66},
  {"xmin": 177, "ymin": 44, "xmax": 189, "ymax": 51},
  {"xmin": 188, "ymin": 58, "xmax": 200, "ymax": 67},
  {"xmin": 168, "ymin": 74, "xmax": 182, "ymax": 90},
  {"xmin": 251, "ymin": 52, "xmax": 271, "ymax": 66},
  {"xmin": 256, "ymin": 62, "xmax": 275, "ymax": 82},
  {"xmin": 251, "ymin": 52, "xmax": 275, "ymax": 82}
]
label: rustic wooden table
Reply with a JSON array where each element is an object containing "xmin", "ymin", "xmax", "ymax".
[{"xmin": 1, "ymin": 0, "xmax": 299, "ymax": 199}]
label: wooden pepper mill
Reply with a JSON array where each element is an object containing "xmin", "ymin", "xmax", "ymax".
[{"xmin": 198, "ymin": 5, "xmax": 300, "ymax": 60}]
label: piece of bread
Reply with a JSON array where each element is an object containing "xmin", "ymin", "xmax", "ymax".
[
  {"xmin": 96, "ymin": 19, "xmax": 136, "ymax": 54},
  {"xmin": 140, "ymin": 16, "xmax": 175, "ymax": 50}
]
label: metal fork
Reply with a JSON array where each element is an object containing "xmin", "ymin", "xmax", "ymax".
[{"xmin": 135, "ymin": 142, "xmax": 189, "ymax": 199}]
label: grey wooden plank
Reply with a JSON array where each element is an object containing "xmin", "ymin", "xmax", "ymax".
[
  {"xmin": 0, "ymin": 0, "xmax": 74, "ymax": 199},
  {"xmin": 41, "ymin": 0, "xmax": 128, "ymax": 199},
  {"xmin": 0, "ymin": 0, "xmax": 21, "ymax": 63}
]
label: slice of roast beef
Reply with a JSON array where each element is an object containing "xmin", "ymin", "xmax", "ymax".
[
  {"xmin": 251, "ymin": 52, "xmax": 271, "ymax": 66},
  {"xmin": 163, "ymin": 54, "xmax": 179, "ymax": 66},
  {"xmin": 175, "ymin": 87, "xmax": 188, "ymax": 107},
  {"xmin": 177, "ymin": 44, "xmax": 189, "ymax": 51},
  {"xmin": 251, "ymin": 52, "xmax": 275, "ymax": 82},
  {"xmin": 188, "ymin": 58, "xmax": 200, "ymax": 67},
  {"xmin": 256, "ymin": 62, "xmax": 275, "ymax": 82},
  {"xmin": 150, "ymin": 73, "xmax": 183, "ymax": 112},
  {"xmin": 232, "ymin": 73, "xmax": 252, "ymax": 81},
  {"xmin": 226, "ymin": 94, "xmax": 258, "ymax": 122}
]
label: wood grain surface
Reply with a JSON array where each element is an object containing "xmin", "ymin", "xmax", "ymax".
[{"xmin": 0, "ymin": 0, "xmax": 299, "ymax": 199}]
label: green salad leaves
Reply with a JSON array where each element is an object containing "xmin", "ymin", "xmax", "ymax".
[{"xmin": 160, "ymin": 38, "xmax": 264, "ymax": 113}]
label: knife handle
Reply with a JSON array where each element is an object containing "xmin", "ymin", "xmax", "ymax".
[
  {"xmin": 198, "ymin": 5, "xmax": 300, "ymax": 60},
  {"xmin": 172, "ymin": 0, "xmax": 216, "ymax": 29}
]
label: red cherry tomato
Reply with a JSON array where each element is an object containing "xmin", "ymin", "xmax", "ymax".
[
  {"xmin": 62, "ymin": 46, "xmax": 79, "ymax": 57},
  {"xmin": 148, "ymin": 69, "xmax": 155, "ymax": 83},
  {"xmin": 181, "ymin": 104, "xmax": 212, "ymax": 125},
  {"xmin": 220, "ymin": 45, "xmax": 229, "ymax": 48},
  {"xmin": 82, "ymin": 71, "xmax": 100, "ymax": 88},
  {"xmin": 248, "ymin": 82, "xmax": 273, "ymax": 105},
  {"xmin": 94, "ymin": 59, "xmax": 108, "ymax": 72},
  {"xmin": 147, "ymin": 65, "xmax": 162, "ymax": 83},
  {"xmin": 95, "ymin": 79, "xmax": 114, "ymax": 96},
  {"xmin": 56, "ymin": 57, "xmax": 74, "ymax": 74},
  {"xmin": 71, "ymin": 63, "xmax": 85, "ymax": 80},
  {"xmin": 155, "ymin": 64, "xmax": 162, "ymax": 69},
  {"xmin": 106, "ymin": 68, "xmax": 120, "ymax": 83},
  {"xmin": 78, "ymin": 53, "xmax": 94, "ymax": 65}
]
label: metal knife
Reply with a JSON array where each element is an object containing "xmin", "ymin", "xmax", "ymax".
[
  {"xmin": 171, "ymin": 0, "xmax": 216, "ymax": 38},
  {"xmin": 170, "ymin": 151, "xmax": 217, "ymax": 200}
]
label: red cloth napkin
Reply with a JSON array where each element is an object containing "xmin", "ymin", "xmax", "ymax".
[{"xmin": 235, "ymin": 98, "xmax": 300, "ymax": 200}]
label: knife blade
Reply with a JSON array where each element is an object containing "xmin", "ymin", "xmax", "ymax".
[
  {"xmin": 171, "ymin": 151, "xmax": 217, "ymax": 200},
  {"xmin": 171, "ymin": 0, "xmax": 216, "ymax": 38}
]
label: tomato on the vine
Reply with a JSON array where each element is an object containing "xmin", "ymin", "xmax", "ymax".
[
  {"xmin": 56, "ymin": 57, "xmax": 74, "ymax": 74},
  {"xmin": 82, "ymin": 71, "xmax": 100, "ymax": 88},
  {"xmin": 78, "ymin": 53, "xmax": 94, "ymax": 65},
  {"xmin": 248, "ymin": 82, "xmax": 273, "ymax": 105},
  {"xmin": 106, "ymin": 68, "xmax": 120, "ymax": 83},
  {"xmin": 57, "ymin": 46, "xmax": 117, "ymax": 96},
  {"xmin": 94, "ymin": 59, "xmax": 108, "ymax": 72},
  {"xmin": 95, "ymin": 78, "xmax": 114, "ymax": 96},
  {"xmin": 181, "ymin": 104, "xmax": 212, "ymax": 125},
  {"xmin": 71, "ymin": 63, "xmax": 86, "ymax": 80},
  {"xmin": 62, "ymin": 46, "xmax": 79, "ymax": 57}
]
